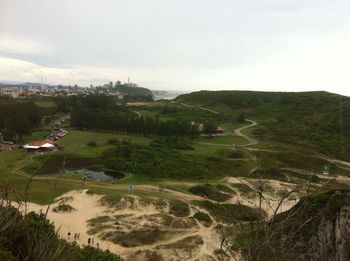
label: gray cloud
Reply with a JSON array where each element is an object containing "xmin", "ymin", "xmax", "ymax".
[{"xmin": 1, "ymin": 0, "xmax": 350, "ymax": 95}]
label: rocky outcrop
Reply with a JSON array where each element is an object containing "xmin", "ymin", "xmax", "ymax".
[{"xmin": 310, "ymin": 206, "xmax": 350, "ymax": 261}]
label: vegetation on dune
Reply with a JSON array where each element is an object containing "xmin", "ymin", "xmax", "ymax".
[
  {"xmin": 193, "ymin": 212, "xmax": 212, "ymax": 227},
  {"xmin": 169, "ymin": 200, "xmax": 190, "ymax": 217},
  {"xmin": 188, "ymin": 184, "xmax": 232, "ymax": 202},
  {"xmin": 101, "ymin": 229, "xmax": 168, "ymax": 247},
  {"xmin": 230, "ymin": 183, "xmax": 254, "ymax": 194},
  {"xmin": 52, "ymin": 204, "xmax": 75, "ymax": 213},
  {"xmin": 193, "ymin": 200, "xmax": 264, "ymax": 223},
  {"xmin": 226, "ymin": 189, "xmax": 350, "ymax": 261}
]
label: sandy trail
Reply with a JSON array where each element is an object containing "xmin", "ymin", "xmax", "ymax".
[
  {"xmin": 225, "ymin": 177, "xmax": 300, "ymax": 217},
  {"xmin": 135, "ymin": 184, "xmax": 202, "ymax": 201}
]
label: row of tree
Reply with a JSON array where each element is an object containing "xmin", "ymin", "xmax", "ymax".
[
  {"xmin": 71, "ymin": 108, "xmax": 198, "ymax": 137},
  {"xmin": 56, "ymin": 95, "xmax": 199, "ymax": 137},
  {"xmin": 0, "ymin": 98, "xmax": 42, "ymax": 140}
]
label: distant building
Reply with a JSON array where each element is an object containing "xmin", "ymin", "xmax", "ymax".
[{"xmin": 23, "ymin": 140, "xmax": 56, "ymax": 151}]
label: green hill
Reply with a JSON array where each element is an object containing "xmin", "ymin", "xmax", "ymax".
[
  {"xmin": 115, "ymin": 85, "xmax": 153, "ymax": 98},
  {"xmin": 176, "ymin": 91, "xmax": 350, "ymax": 159}
]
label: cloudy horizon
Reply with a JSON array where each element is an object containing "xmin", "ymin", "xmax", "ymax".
[{"xmin": 1, "ymin": 0, "xmax": 350, "ymax": 95}]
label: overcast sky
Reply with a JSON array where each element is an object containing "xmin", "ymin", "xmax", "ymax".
[{"xmin": 1, "ymin": 0, "xmax": 350, "ymax": 95}]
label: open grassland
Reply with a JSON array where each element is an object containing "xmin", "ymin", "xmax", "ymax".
[
  {"xmin": 0, "ymin": 150, "xmax": 27, "ymax": 172},
  {"xmin": 219, "ymin": 122, "xmax": 247, "ymax": 134},
  {"xmin": 57, "ymin": 129, "xmax": 151, "ymax": 152},
  {"xmin": 23, "ymin": 130, "xmax": 51, "ymax": 143},
  {"xmin": 32, "ymin": 97, "xmax": 57, "ymax": 109},
  {"xmin": 196, "ymin": 135, "xmax": 247, "ymax": 145}
]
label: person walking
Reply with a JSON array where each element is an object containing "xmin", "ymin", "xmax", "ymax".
[
  {"xmin": 88, "ymin": 237, "xmax": 91, "ymax": 245},
  {"xmin": 91, "ymin": 237, "xmax": 95, "ymax": 246},
  {"xmin": 96, "ymin": 242, "xmax": 100, "ymax": 249},
  {"xmin": 82, "ymin": 176, "xmax": 87, "ymax": 186},
  {"xmin": 67, "ymin": 232, "xmax": 71, "ymax": 240}
]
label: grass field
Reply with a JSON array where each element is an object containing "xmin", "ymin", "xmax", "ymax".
[
  {"xmin": 196, "ymin": 135, "xmax": 248, "ymax": 145},
  {"xmin": 57, "ymin": 129, "xmax": 151, "ymax": 152},
  {"xmin": 32, "ymin": 98, "xmax": 57, "ymax": 109},
  {"xmin": 182, "ymin": 144, "xmax": 231, "ymax": 156},
  {"xmin": 23, "ymin": 130, "xmax": 51, "ymax": 143},
  {"xmin": 0, "ymin": 150, "xmax": 27, "ymax": 170},
  {"xmin": 219, "ymin": 123, "xmax": 247, "ymax": 134}
]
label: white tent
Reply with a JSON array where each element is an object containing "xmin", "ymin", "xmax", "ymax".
[
  {"xmin": 23, "ymin": 145, "xmax": 40, "ymax": 150},
  {"xmin": 41, "ymin": 143, "xmax": 55, "ymax": 149}
]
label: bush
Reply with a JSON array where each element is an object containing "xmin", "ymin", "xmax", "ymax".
[
  {"xmin": 107, "ymin": 138, "xmax": 118, "ymax": 145},
  {"xmin": 169, "ymin": 200, "xmax": 190, "ymax": 217},
  {"xmin": 193, "ymin": 200, "xmax": 265, "ymax": 223},
  {"xmin": 53, "ymin": 204, "xmax": 75, "ymax": 213},
  {"xmin": 189, "ymin": 184, "xmax": 231, "ymax": 202},
  {"xmin": 193, "ymin": 212, "xmax": 212, "ymax": 227},
  {"xmin": 230, "ymin": 183, "xmax": 254, "ymax": 194},
  {"xmin": 87, "ymin": 140, "xmax": 97, "ymax": 146}
]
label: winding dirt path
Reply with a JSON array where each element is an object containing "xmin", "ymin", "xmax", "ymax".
[
  {"xmin": 178, "ymin": 103, "xmax": 219, "ymax": 114},
  {"xmin": 233, "ymin": 119, "xmax": 258, "ymax": 147}
]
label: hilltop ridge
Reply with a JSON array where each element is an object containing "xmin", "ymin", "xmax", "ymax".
[{"xmin": 176, "ymin": 90, "xmax": 350, "ymax": 160}]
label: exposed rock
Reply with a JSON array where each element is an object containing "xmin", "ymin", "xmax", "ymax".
[{"xmin": 310, "ymin": 206, "xmax": 350, "ymax": 261}]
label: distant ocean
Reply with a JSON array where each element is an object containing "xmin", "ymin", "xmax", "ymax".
[{"xmin": 152, "ymin": 90, "xmax": 188, "ymax": 100}]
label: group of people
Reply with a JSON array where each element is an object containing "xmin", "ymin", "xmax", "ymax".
[
  {"xmin": 67, "ymin": 232, "xmax": 100, "ymax": 249},
  {"xmin": 67, "ymin": 232, "xmax": 80, "ymax": 241},
  {"xmin": 88, "ymin": 237, "xmax": 100, "ymax": 249}
]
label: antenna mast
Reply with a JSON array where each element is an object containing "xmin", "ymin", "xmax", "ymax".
[{"xmin": 340, "ymin": 96, "xmax": 344, "ymax": 153}]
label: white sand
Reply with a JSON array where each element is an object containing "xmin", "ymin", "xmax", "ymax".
[{"xmin": 21, "ymin": 189, "xmax": 223, "ymax": 260}]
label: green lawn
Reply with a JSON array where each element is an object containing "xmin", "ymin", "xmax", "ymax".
[
  {"xmin": 183, "ymin": 143, "xmax": 231, "ymax": 156},
  {"xmin": 57, "ymin": 129, "xmax": 151, "ymax": 152},
  {"xmin": 23, "ymin": 130, "xmax": 51, "ymax": 143},
  {"xmin": 196, "ymin": 135, "xmax": 247, "ymax": 145},
  {"xmin": 0, "ymin": 150, "xmax": 27, "ymax": 170},
  {"xmin": 0, "ymin": 171, "xmax": 82, "ymax": 204},
  {"xmin": 32, "ymin": 98, "xmax": 57, "ymax": 109},
  {"xmin": 0, "ymin": 150, "xmax": 25, "ymax": 165},
  {"xmin": 219, "ymin": 123, "xmax": 246, "ymax": 135}
]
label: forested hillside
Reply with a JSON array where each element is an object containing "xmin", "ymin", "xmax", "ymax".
[
  {"xmin": 114, "ymin": 85, "xmax": 153, "ymax": 99},
  {"xmin": 176, "ymin": 91, "xmax": 350, "ymax": 159}
]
